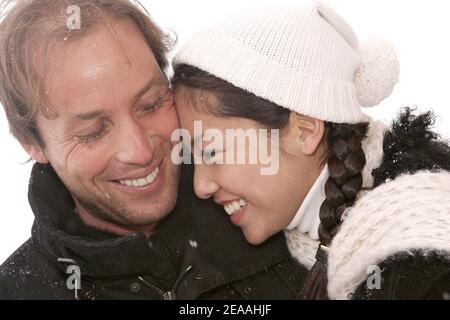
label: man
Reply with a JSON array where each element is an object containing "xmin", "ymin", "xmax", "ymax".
[{"xmin": 0, "ymin": 0, "xmax": 305, "ymax": 299}]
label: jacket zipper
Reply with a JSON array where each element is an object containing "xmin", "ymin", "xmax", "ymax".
[{"xmin": 138, "ymin": 265, "xmax": 193, "ymax": 300}]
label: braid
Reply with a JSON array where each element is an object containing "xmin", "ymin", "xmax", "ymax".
[{"xmin": 300, "ymin": 122, "xmax": 369, "ymax": 299}]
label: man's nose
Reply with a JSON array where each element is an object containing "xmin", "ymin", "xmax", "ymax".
[
  {"xmin": 116, "ymin": 121, "xmax": 154, "ymax": 166},
  {"xmin": 193, "ymin": 165, "xmax": 219, "ymax": 199}
]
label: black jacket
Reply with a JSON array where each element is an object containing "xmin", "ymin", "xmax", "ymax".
[
  {"xmin": 354, "ymin": 251, "xmax": 450, "ymax": 299},
  {"xmin": 0, "ymin": 164, "xmax": 306, "ymax": 300}
]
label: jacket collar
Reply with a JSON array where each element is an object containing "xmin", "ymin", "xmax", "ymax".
[
  {"xmin": 29, "ymin": 163, "xmax": 186, "ymax": 282},
  {"xmin": 28, "ymin": 163, "xmax": 291, "ymax": 284}
]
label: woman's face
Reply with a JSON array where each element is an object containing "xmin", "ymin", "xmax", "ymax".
[{"xmin": 174, "ymin": 86, "xmax": 325, "ymax": 245}]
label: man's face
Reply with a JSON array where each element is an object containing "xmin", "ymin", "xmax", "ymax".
[{"xmin": 32, "ymin": 19, "xmax": 180, "ymax": 231}]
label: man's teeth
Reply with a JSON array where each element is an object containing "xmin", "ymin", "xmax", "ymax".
[
  {"xmin": 224, "ymin": 199, "xmax": 247, "ymax": 216},
  {"xmin": 119, "ymin": 166, "xmax": 160, "ymax": 188}
]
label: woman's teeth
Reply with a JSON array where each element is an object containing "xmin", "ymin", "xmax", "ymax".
[
  {"xmin": 224, "ymin": 199, "xmax": 247, "ymax": 216},
  {"xmin": 119, "ymin": 166, "xmax": 160, "ymax": 188}
]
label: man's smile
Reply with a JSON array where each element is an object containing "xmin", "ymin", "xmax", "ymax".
[{"xmin": 108, "ymin": 158, "xmax": 167, "ymax": 196}]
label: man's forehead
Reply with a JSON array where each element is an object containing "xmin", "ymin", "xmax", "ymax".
[
  {"xmin": 51, "ymin": 22, "xmax": 156, "ymax": 77},
  {"xmin": 39, "ymin": 18, "xmax": 166, "ymax": 121}
]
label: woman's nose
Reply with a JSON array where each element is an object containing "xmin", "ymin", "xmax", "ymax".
[{"xmin": 193, "ymin": 164, "xmax": 219, "ymax": 199}]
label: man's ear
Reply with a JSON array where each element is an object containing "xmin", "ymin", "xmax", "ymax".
[
  {"xmin": 20, "ymin": 142, "xmax": 49, "ymax": 164},
  {"xmin": 288, "ymin": 112, "xmax": 325, "ymax": 156}
]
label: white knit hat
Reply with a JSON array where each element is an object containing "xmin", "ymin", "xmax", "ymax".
[{"xmin": 173, "ymin": 2, "xmax": 399, "ymax": 124}]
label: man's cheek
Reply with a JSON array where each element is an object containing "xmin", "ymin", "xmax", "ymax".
[
  {"xmin": 64, "ymin": 146, "xmax": 102, "ymax": 178},
  {"xmin": 159, "ymin": 112, "xmax": 180, "ymax": 139}
]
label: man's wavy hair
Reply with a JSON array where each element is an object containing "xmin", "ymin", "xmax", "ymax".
[{"xmin": 0, "ymin": 0, "xmax": 174, "ymax": 147}]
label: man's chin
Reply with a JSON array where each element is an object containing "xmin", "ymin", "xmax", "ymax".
[
  {"xmin": 117, "ymin": 204, "xmax": 176, "ymax": 227},
  {"xmin": 107, "ymin": 185, "xmax": 179, "ymax": 227}
]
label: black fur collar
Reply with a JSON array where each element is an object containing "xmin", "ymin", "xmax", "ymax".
[{"xmin": 372, "ymin": 107, "xmax": 450, "ymax": 187}]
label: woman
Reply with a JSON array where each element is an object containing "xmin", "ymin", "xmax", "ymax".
[{"xmin": 172, "ymin": 3, "xmax": 450, "ymax": 299}]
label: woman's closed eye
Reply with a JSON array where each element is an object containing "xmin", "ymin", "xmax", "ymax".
[
  {"xmin": 203, "ymin": 148, "xmax": 224, "ymax": 164},
  {"xmin": 203, "ymin": 148, "xmax": 216, "ymax": 160}
]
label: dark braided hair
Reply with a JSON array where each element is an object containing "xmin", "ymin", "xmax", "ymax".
[
  {"xmin": 172, "ymin": 64, "xmax": 370, "ymax": 299},
  {"xmin": 300, "ymin": 122, "xmax": 369, "ymax": 299}
]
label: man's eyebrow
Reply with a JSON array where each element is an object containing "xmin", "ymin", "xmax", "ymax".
[
  {"xmin": 133, "ymin": 76, "xmax": 170, "ymax": 104},
  {"xmin": 133, "ymin": 79, "xmax": 156, "ymax": 104},
  {"xmin": 74, "ymin": 110, "xmax": 106, "ymax": 121}
]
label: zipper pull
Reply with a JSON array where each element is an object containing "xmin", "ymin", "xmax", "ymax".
[
  {"xmin": 162, "ymin": 265, "xmax": 193, "ymax": 300},
  {"xmin": 163, "ymin": 291, "xmax": 176, "ymax": 300},
  {"xmin": 171, "ymin": 265, "xmax": 193, "ymax": 291},
  {"xmin": 138, "ymin": 265, "xmax": 193, "ymax": 300}
]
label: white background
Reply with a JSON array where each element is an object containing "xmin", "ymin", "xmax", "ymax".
[{"xmin": 1, "ymin": 0, "xmax": 449, "ymax": 263}]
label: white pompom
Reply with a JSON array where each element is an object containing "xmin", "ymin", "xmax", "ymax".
[{"xmin": 354, "ymin": 37, "xmax": 400, "ymax": 107}]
